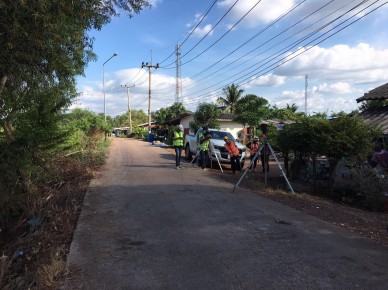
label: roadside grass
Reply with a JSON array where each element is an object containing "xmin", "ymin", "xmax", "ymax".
[{"xmin": 0, "ymin": 139, "xmax": 110, "ymax": 289}]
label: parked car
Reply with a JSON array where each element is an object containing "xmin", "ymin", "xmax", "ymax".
[{"xmin": 184, "ymin": 129, "xmax": 247, "ymax": 167}]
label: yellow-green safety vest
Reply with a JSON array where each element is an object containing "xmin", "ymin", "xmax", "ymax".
[
  {"xmin": 173, "ymin": 131, "xmax": 184, "ymax": 147},
  {"xmin": 198, "ymin": 138, "xmax": 210, "ymax": 151}
]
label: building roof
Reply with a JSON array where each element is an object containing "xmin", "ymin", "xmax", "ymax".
[
  {"xmin": 356, "ymin": 83, "xmax": 388, "ymax": 103},
  {"xmin": 164, "ymin": 111, "xmax": 193, "ymax": 125},
  {"xmin": 359, "ymin": 105, "xmax": 388, "ymax": 134},
  {"xmin": 217, "ymin": 113, "xmax": 234, "ymax": 121},
  {"xmin": 137, "ymin": 122, "xmax": 156, "ymax": 127}
]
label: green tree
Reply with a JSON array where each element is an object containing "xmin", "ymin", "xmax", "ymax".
[
  {"xmin": 217, "ymin": 84, "xmax": 244, "ymax": 113},
  {"xmin": 189, "ymin": 103, "xmax": 221, "ymax": 133},
  {"xmin": 0, "ymin": 0, "xmax": 151, "ymax": 230},
  {"xmin": 269, "ymin": 103, "xmax": 301, "ymax": 120},
  {"xmin": 62, "ymin": 109, "xmax": 108, "ymax": 150},
  {"xmin": 131, "ymin": 109, "xmax": 148, "ymax": 127},
  {"xmin": 234, "ymin": 94, "xmax": 270, "ymax": 140},
  {"xmin": 154, "ymin": 102, "xmax": 186, "ymax": 124},
  {"xmin": 276, "ymin": 115, "xmax": 379, "ymax": 194},
  {"xmin": 0, "ymin": 0, "xmax": 150, "ymax": 141}
]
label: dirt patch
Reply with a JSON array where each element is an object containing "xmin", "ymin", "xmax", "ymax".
[{"xmin": 0, "ymin": 154, "xmax": 105, "ymax": 289}]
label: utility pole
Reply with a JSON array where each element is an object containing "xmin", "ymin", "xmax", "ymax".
[
  {"xmin": 175, "ymin": 44, "xmax": 182, "ymax": 103},
  {"xmin": 103, "ymin": 52, "xmax": 118, "ymax": 121},
  {"xmin": 305, "ymin": 74, "xmax": 308, "ymax": 115},
  {"xmin": 141, "ymin": 62, "xmax": 159, "ymax": 132},
  {"xmin": 75, "ymin": 92, "xmax": 83, "ymax": 109},
  {"xmin": 121, "ymin": 84, "xmax": 135, "ymax": 132}
]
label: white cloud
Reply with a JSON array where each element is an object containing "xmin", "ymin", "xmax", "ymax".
[
  {"xmin": 271, "ymin": 81, "xmax": 364, "ymax": 115},
  {"xmin": 217, "ymin": 0, "xmax": 295, "ymax": 26},
  {"xmin": 192, "ymin": 24, "xmax": 213, "ymax": 38},
  {"xmin": 313, "ymin": 82, "xmax": 354, "ymax": 95},
  {"xmin": 276, "ymin": 43, "xmax": 388, "ymax": 84},
  {"xmin": 186, "ymin": 13, "xmax": 204, "ymax": 28},
  {"xmin": 186, "ymin": 13, "xmax": 214, "ymax": 38},
  {"xmin": 76, "ymin": 68, "xmax": 199, "ymax": 116},
  {"xmin": 244, "ymin": 73, "xmax": 286, "ymax": 89}
]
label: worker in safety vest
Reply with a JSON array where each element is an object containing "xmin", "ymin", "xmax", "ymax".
[
  {"xmin": 197, "ymin": 125, "xmax": 209, "ymax": 145},
  {"xmin": 198, "ymin": 132, "xmax": 211, "ymax": 170},
  {"xmin": 195, "ymin": 125, "xmax": 208, "ymax": 166},
  {"xmin": 223, "ymin": 136, "xmax": 240, "ymax": 175},
  {"xmin": 172, "ymin": 124, "xmax": 184, "ymax": 169},
  {"xmin": 260, "ymin": 133, "xmax": 270, "ymax": 173},
  {"xmin": 247, "ymin": 136, "xmax": 260, "ymax": 171}
]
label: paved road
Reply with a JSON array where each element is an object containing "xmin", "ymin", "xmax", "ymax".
[{"xmin": 66, "ymin": 138, "xmax": 388, "ymax": 290}]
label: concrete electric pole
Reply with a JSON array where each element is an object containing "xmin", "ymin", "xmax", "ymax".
[
  {"xmin": 141, "ymin": 62, "xmax": 159, "ymax": 132},
  {"xmin": 121, "ymin": 84, "xmax": 135, "ymax": 132},
  {"xmin": 103, "ymin": 52, "xmax": 118, "ymax": 121},
  {"xmin": 175, "ymin": 44, "xmax": 182, "ymax": 103}
]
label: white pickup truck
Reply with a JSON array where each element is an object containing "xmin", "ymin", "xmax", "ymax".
[{"xmin": 184, "ymin": 129, "xmax": 247, "ymax": 167}]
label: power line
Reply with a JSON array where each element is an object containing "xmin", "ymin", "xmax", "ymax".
[
  {"xmin": 182, "ymin": 0, "xmax": 385, "ymax": 106},
  {"xmin": 160, "ymin": 0, "xmax": 240, "ymax": 69},
  {"xmin": 163, "ymin": 0, "xmax": 265, "ymax": 69},
  {"xmin": 158, "ymin": 0, "xmax": 219, "ymax": 66}
]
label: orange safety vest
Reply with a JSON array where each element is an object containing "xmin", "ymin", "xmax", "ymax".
[
  {"xmin": 225, "ymin": 140, "xmax": 239, "ymax": 157},
  {"xmin": 250, "ymin": 143, "xmax": 259, "ymax": 155}
]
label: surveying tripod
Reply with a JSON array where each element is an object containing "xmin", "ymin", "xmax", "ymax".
[
  {"xmin": 190, "ymin": 142, "xmax": 223, "ymax": 173},
  {"xmin": 233, "ymin": 140, "xmax": 295, "ymax": 194}
]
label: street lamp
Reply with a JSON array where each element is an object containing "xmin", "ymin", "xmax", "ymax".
[{"xmin": 103, "ymin": 52, "xmax": 118, "ymax": 121}]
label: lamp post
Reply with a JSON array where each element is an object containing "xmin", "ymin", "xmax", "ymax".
[{"xmin": 103, "ymin": 52, "xmax": 118, "ymax": 121}]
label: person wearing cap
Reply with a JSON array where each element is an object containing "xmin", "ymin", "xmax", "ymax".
[
  {"xmin": 224, "ymin": 136, "xmax": 240, "ymax": 175},
  {"xmin": 247, "ymin": 136, "xmax": 260, "ymax": 171},
  {"xmin": 198, "ymin": 131, "xmax": 211, "ymax": 170},
  {"xmin": 172, "ymin": 124, "xmax": 184, "ymax": 169}
]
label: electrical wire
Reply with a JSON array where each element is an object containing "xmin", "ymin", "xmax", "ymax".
[
  {"xmin": 153, "ymin": 0, "xmax": 310, "ymax": 93},
  {"xmin": 163, "ymin": 0, "xmax": 265, "ymax": 69},
  {"xmin": 159, "ymin": 0, "xmax": 240, "ymax": 69},
  {"xmin": 183, "ymin": 0, "xmax": 385, "ymax": 106},
  {"xmin": 157, "ymin": 0, "xmax": 219, "ymax": 65},
  {"xmin": 183, "ymin": 0, "xmax": 366, "ymax": 101}
]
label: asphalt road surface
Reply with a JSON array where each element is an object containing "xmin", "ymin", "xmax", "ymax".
[{"xmin": 66, "ymin": 138, "xmax": 388, "ymax": 290}]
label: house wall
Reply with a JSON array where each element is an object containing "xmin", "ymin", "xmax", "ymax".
[
  {"xmin": 180, "ymin": 115, "xmax": 194, "ymax": 134},
  {"xmin": 219, "ymin": 121, "xmax": 244, "ymax": 140}
]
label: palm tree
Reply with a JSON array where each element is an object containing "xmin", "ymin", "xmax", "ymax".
[
  {"xmin": 286, "ymin": 103, "xmax": 298, "ymax": 113},
  {"xmin": 217, "ymin": 84, "xmax": 244, "ymax": 113}
]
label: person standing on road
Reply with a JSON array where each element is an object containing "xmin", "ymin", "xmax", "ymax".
[
  {"xmin": 247, "ymin": 136, "xmax": 260, "ymax": 171},
  {"xmin": 198, "ymin": 132, "xmax": 211, "ymax": 170},
  {"xmin": 224, "ymin": 136, "xmax": 240, "ymax": 175},
  {"xmin": 260, "ymin": 133, "xmax": 270, "ymax": 173},
  {"xmin": 172, "ymin": 124, "xmax": 184, "ymax": 169},
  {"xmin": 196, "ymin": 125, "xmax": 209, "ymax": 164}
]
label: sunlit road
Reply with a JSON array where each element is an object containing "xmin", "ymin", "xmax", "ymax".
[{"xmin": 66, "ymin": 138, "xmax": 388, "ymax": 290}]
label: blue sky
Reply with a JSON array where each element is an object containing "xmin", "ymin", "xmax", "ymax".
[{"xmin": 75, "ymin": 0, "xmax": 388, "ymax": 117}]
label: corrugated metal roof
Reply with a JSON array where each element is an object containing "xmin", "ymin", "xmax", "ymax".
[
  {"xmin": 356, "ymin": 83, "xmax": 388, "ymax": 103},
  {"xmin": 359, "ymin": 105, "xmax": 388, "ymax": 134}
]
